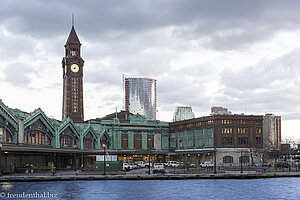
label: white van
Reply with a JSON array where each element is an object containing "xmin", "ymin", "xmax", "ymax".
[{"xmin": 167, "ymin": 161, "xmax": 179, "ymax": 167}]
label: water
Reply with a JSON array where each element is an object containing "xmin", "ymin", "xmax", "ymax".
[{"xmin": 1, "ymin": 178, "xmax": 300, "ymax": 200}]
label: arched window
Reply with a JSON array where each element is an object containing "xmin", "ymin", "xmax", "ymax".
[
  {"xmin": 61, "ymin": 135, "xmax": 78, "ymax": 148},
  {"xmin": 61, "ymin": 135, "xmax": 72, "ymax": 147},
  {"xmin": 26, "ymin": 130, "xmax": 51, "ymax": 145},
  {"xmin": 239, "ymin": 156, "xmax": 250, "ymax": 163},
  {"xmin": 223, "ymin": 156, "xmax": 234, "ymax": 163},
  {"xmin": 84, "ymin": 138, "xmax": 94, "ymax": 149}
]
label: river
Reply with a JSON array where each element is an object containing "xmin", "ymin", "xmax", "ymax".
[{"xmin": 0, "ymin": 178, "xmax": 299, "ymax": 200}]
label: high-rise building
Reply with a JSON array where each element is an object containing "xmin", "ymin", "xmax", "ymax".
[
  {"xmin": 125, "ymin": 78, "xmax": 156, "ymax": 120},
  {"xmin": 62, "ymin": 24, "xmax": 85, "ymax": 122},
  {"xmin": 211, "ymin": 107, "xmax": 232, "ymax": 115},
  {"xmin": 173, "ymin": 106, "xmax": 195, "ymax": 122},
  {"xmin": 263, "ymin": 114, "xmax": 281, "ymax": 149}
]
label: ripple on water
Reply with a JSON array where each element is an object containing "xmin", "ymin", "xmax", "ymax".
[{"xmin": 1, "ymin": 178, "xmax": 300, "ymax": 200}]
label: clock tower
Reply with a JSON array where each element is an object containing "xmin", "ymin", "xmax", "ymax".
[{"xmin": 62, "ymin": 24, "xmax": 84, "ymax": 122}]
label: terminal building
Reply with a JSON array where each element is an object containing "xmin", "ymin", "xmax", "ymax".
[{"xmin": 0, "ymin": 23, "xmax": 282, "ymax": 173}]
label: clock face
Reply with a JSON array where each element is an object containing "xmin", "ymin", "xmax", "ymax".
[
  {"xmin": 71, "ymin": 64, "xmax": 79, "ymax": 73},
  {"xmin": 64, "ymin": 65, "xmax": 67, "ymax": 74}
]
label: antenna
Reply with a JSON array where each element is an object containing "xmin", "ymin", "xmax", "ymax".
[{"xmin": 72, "ymin": 13, "xmax": 74, "ymax": 27}]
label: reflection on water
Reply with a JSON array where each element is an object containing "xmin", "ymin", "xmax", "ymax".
[{"xmin": 0, "ymin": 178, "xmax": 300, "ymax": 200}]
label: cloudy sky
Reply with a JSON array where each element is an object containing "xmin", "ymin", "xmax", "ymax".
[{"xmin": 1, "ymin": 0, "xmax": 300, "ymax": 140}]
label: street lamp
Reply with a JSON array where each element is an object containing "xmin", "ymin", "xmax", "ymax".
[
  {"xmin": 148, "ymin": 153, "xmax": 151, "ymax": 175},
  {"xmin": 102, "ymin": 143, "xmax": 106, "ymax": 175},
  {"xmin": 214, "ymin": 148, "xmax": 217, "ymax": 174}
]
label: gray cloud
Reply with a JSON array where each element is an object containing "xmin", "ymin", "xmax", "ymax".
[
  {"xmin": 219, "ymin": 48, "xmax": 300, "ymax": 119},
  {"xmin": 2, "ymin": 0, "xmax": 300, "ymax": 129},
  {"xmin": 2, "ymin": 0, "xmax": 300, "ymax": 50},
  {"xmin": 3, "ymin": 63, "xmax": 38, "ymax": 88}
]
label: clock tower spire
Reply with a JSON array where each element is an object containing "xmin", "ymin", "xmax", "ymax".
[{"xmin": 62, "ymin": 19, "xmax": 84, "ymax": 122}]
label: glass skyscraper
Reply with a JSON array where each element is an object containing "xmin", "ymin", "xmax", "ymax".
[{"xmin": 125, "ymin": 78, "xmax": 156, "ymax": 120}]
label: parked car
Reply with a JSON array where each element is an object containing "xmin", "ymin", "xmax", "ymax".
[
  {"xmin": 200, "ymin": 161, "xmax": 214, "ymax": 168},
  {"xmin": 123, "ymin": 163, "xmax": 130, "ymax": 171},
  {"xmin": 153, "ymin": 163, "xmax": 166, "ymax": 174},
  {"xmin": 167, "ymin": 161, "xmax": 179, "ymax": 167},
  {"xmin": 145, "ymin": 162, "xmax": 154, "ymax": 167},
  {"xmin": 138, "ymin": 161, "xmax": 146, "ymax": 168},
  {"xmin": 275, "ymin": 162, "xmax": 289, "ymax": 168},
  {"xmin": 128, "ymin": 163, "xmax": 137, "ymax": 170}
]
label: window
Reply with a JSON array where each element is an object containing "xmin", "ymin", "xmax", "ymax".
[
  {"xmin": 122, "ymin": 135, "xmax": 128, "ymax": 149},
  {"xmin": 147, "ymin": 135, "xmax": 154, "ymax": 150},
  {"xmin": 134, "ymin": 135, "xmax": 142, "ymax": 149},
  {"xmin": 70, "ymin": 48, "xmax": 77, "ymax": 56},
  {"xmin": 61, "ymin": 135, "xmax": 72, "ymax": 147},
  {"xmin": 170, "ymin": 138, "xmax": 177, "ymax": 148},
  {"xmin": 0, "ymin": 128, "xmax": 13, "ymax": 143},
  {"xmin": 0, "ymin": 128, "xmax": 3, "ymax": 142},
  {"xmin": 28, "ymin": 130, "xmax": 50, "ymax": 145},
  {"xmin": 222, "ymin": 120, "xmax": 232, "ymax": 124},
  {"xmin": 84, "ymin": 138, "xmax": 93, "ymax": 149},
  {"xmin": 238, "ymin": 137, "xmax": 249, "ymax": 145},
  {"xmin": 256, "ymin": 128, "xmax": 262, "ymax": 134},
  {"xmin": 223, "ymin": 156, "xmax": 233, "ymax": 163},
  {"xmin": 239, "ymin": 156, "xmax": 249, "ymax": 163},
  {"xmin": 222, "ymin": 137, "xmax": 233, "ymax": 145},
  {"xmin": 187, "ymin": 123, "xmax": 193, "ymax": 128},
  {"xmin": 238, "ymin": 120, "xmax": 246, "ymax": 124},
  {"xmin": 206, "ymin": 120, "xmax": 213, "ymax": 125},
  {"xmin": 222, "ymin": 128, "xmax": 233, "ymax": 134},
  {"xmin": 178, "ymin": 125, "xmax": 185, "ymax": 129},
  {"xmin": 256, "ymin": 137, "xmax": 262, "ymax": 145},
  {"xmin": 195, "ymin": 138, "xmax": 203, "ymax": 147},
  {"xmin": 237, "ymin": 128, "xmax": 248, "ymax": 134},
  {"xmin": 195, "ymin": 122, "xmax": 202, "ymax": 127}
]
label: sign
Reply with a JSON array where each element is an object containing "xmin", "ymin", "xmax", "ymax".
[{"xmin": 96, "ymin": 155, "xmax": 117, "ymax": 162}]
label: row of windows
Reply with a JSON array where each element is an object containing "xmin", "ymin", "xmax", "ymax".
[
  {"xmin": 222, "ymin": 137, "xmax": 262, "ymax": 145},
  {"xmin": 221, "ymin": 127, "xmax": 262, "ymax": 135},
  {"xmin": 237, "ymin": 128, "xmax": 248, "ymax": 134},
  {"xmin": 25, "ymin": 130, "xmax": 51, "ymax": 145},
  {"xmin": 223, "ymin": 156, "xmax": 249, "ymax": 163},
  {"xmin": 121, "ymin": 135, "xmax": 154, "ymax": 150},
  {"xmin": 222, "ymin": 128, "xmax": 233, "ymax": 134},
  {"xmin": 222, "ymin": 120, "xmax": 232, "ymax": 124},
  {"xmin": 172, "ymin": 119, "xmax": 262, "ymax": 130},
  {"xmin": 172, "ymin": 120, "xmax": 214, "ymax": 130}
]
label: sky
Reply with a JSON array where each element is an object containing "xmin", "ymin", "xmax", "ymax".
[{"xmin": 0, "ymin": 0, "xmax": 300, "ymax": 140}]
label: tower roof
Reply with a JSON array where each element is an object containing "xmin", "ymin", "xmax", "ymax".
[{"xmin": 65, "ymin": 26, "xmax": 81, "ymax": 46}]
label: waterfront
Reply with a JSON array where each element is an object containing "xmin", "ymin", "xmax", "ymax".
[{"xmin": 1, "ymin": 178, "xmax": 300, "ymax": 200}]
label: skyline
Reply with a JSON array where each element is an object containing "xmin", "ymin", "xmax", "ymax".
[{"xmin": 0, "ymin": 0, "xmax": 300, "ymax": 140}]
